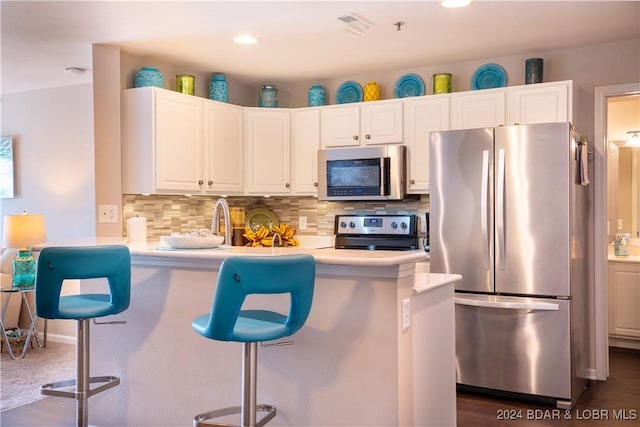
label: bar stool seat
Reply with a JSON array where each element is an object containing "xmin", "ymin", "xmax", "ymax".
[
  {"xmin": 192, "ymin": 254, "xmax": 315, "ymax": 427},
  {"xmin": 35, "ymin": 245, "xmax": 131, "ymax": 427}
]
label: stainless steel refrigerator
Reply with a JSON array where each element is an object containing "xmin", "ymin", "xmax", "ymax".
[{"xmin": 429, "ymin": 122, "xmax": 591, "ymax": 409}]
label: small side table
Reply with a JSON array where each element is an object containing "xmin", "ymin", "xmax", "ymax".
[{"xmin": 0, "ymin": 284, "xmax": 43, "ymax": 359}]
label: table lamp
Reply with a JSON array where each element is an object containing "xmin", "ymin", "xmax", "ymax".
[{"xmin": 2, "ymin": 212, "xmax": 47, "ymax": 287}]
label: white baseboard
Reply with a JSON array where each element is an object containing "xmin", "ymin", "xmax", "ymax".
[{"xmin": 39, "ymin": 332, "xmax": 76, "ymax": 346}]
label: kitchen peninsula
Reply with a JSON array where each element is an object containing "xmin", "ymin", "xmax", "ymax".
[{"xmin": 72, "ymin": 243, "xmax": 457, "ymax": 427}]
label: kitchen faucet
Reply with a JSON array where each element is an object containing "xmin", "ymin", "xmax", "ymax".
[
  {"xmin": 211, "ymin": 198, "xmax": 231, "ymax": 246},
  {"xmin": 271, "ymin": 232, "xmax": 282, "ymax": 247}
]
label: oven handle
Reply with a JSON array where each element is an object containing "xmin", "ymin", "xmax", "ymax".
[{"xmin": 455, "ymin": 296, "xmax": 559, "ymax": 311}]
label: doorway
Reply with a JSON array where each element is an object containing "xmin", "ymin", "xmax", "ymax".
[{"xmin": 594, "ymin": 82, "xmax": 640, "ymax": 381}]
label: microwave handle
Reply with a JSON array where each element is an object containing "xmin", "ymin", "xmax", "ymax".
[{"xmin": 380, "ymin": 157, "xmax": 391, "ymax": 195}]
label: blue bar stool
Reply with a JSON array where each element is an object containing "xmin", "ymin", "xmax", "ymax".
[
  {"xmin": 192, "ymin": 255, "xmax": 315, "ymax": 427},
  {"xmin": 35, "ymin": 245, "xmax": 131, "ymax": 427}
]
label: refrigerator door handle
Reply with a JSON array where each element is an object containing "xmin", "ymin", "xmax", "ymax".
[
  {"xmin": 455, "ymin": 296, "xmax": 559, "ymax": 311},
  {"xmin": 481, "ymin": 149, "xmax": 490, "ymax": 270},
  {"xmin": 496, "ymin": 148, "xmax": 506, "ymax": 270}
]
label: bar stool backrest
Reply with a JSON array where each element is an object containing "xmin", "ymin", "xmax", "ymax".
[
  {"xmin": 35, "ymin": 245, "xmax": 131, "ymax": 319},
  {"xmin": 204, "ymin": 255, "xmax": 315, "ymax": 341}
]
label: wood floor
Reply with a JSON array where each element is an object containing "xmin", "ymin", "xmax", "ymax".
[
  {"xmin": 2, "ymin": 347, "xmax": 638, "ymax": 426},
  {"xmin": 456, "ymin": 347, "xmax": 640, "ymax": 427}
]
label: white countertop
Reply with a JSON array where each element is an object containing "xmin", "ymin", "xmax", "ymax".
[
  {"xmin": 608, "ymin": 243, "xmax": 640, "ymax": 263},
  {"xmin": 414, "ymin": 272, "xmax": 462, "ymax": 294},
  {"xmin": 36, "ymin": 238, "xmax": 429, "ymax": 267}
]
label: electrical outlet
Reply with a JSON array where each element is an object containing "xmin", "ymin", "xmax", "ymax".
[
  {"xmin": 299, "ymin": 216, "xmax": 307, "ymax": 230},
  {"xmin": 98, "ymin": 204, "xmax": 118, "ymax": 224},
  {"xmin": 402, "ymin": 298, "xmax": 410, "ymax": 331}
]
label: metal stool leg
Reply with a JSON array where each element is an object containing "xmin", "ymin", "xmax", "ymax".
[
  {"xmin": 194, "ymin": 342, "xmax": 276, "ymax": 427},
  {"xmin": 41, "ymin": 319, "xmax": 120, "ymax": 427}
]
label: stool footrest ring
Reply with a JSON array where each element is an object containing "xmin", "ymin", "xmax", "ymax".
[
  {"xmin": 194, "ymin": 403, "xmax": 276, "ymax": 427},
  {"xmin": 41, "ymin": 375, "xmax": 120, "ymax": 399}
]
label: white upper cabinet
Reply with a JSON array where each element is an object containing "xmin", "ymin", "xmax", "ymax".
[
  {"xmin": 506, "ymin": 80, "xmax": 572, "ymax": 125},
  {"xmin": 245, "ymin": 108, "xmax": 291, "ymax": 195},
  {"xmin": 321, "ymin": 99, "xmax": 403, "ymax": 148},
  {"xmin": 204, "ymin": 101, "xmax": 244, "ymax": 194},
  {"xmin": 122, "ymin": 87, "xmax": 204, "ymax": 195},
  {"xmin": 291, "ymin": 108, "xmax": 321, "ymax": 195},
  {"xmin": 450, "ymin": 90, "xmax": 506, "ymax": 130},
  {"xmin": 404, "ymin": 97, "xmax": 450, "ymax": 194}
]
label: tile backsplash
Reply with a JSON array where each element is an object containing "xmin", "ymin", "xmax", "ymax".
[{"xmin": 122, "ymin": 194, "xmax": 430, "ymax": 241}]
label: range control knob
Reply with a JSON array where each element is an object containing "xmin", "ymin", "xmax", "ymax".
[
  {"xmin": 391, "ymin": 222, "xmax": 398, "ymax": 229},
  {"xmin": 401, "ymin": 222, "xmax": 408, "ymax": 229},
  {"xmin": 349, "ymin": 221, "xmax": 356, "ymax": 228},
  {"xmin": 340, "ymin": 221, "xmax": 347, "ymax": 229}
]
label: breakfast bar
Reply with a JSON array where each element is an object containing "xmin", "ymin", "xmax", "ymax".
[{"xmin": 71, "ymin": 244, "xmax": 457, "ymax": 427}]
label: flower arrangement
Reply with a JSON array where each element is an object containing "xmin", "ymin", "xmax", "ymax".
[{"xmin": 243, "ymin": 224, "xmax": 299, "ymax": 247}]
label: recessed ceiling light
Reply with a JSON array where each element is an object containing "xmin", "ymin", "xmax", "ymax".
[
  {"xmin": 441, "ymin": 0, "xmax": 473, "ymax": 8},
  {"xmin": 234, "ymin": 34, "xmax": 259, "ymax": 44}
]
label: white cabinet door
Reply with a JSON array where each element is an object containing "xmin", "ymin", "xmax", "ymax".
[
  {"xmin": 404, "ymin": 97, "xmax": 450, "ymax": 193},
  {"xmin": 320, "ymin": 100, "xmax": 403, "ymax": 148},
  {"xmin": 122, "ymin": 87, "xmax": 204, "ymax": 195},
  {"xmin": 361, "ymin": 99, "xmax": 404, "ymax": 145},
  {"xmin": 450, "ymin": 90, "xmax": 506, "ymax": 130},
  {"xmin": 292, "ymin": 108, "xmax": 320, "ymax": 195},
  {"xmin": 245, "ymin": 109, "xmax": 291, "ymax": 195},
  {"xmin": 320, "ymin": 104, "xmax": 360, "ymax": 148},
  {"xmin": 506, "ymin": 81, "xmax": 571, "ymax": 125},
  {"xmin": 204, "ymin": 101, "xmax": 244, "ymax": 194},
  {"xmin": 608, "ymin": 261, "xmax": 640, "ymax": 340},
  {"xmin": 155, "ymin": 90, "xmax": 204, "ymax": 192}
]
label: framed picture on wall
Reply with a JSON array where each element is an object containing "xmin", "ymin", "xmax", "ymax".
[{"xmin": 0, "ymin": 136, "xmax": 14, "ymax": 198}]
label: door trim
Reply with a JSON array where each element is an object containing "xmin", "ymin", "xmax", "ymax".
[{"xmin": 594, "ymin": 82, "xmax": 640, "ymax": 380}]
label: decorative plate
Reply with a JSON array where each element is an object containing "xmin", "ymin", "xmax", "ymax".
[
  {"xmin": 246, "ymin": 208, "xmax": 279, "ymax": 232},
  {"xmin": 394, "ymin": 73, "xmax": 425, "ymax": 98},
  {"xmin": 336, "ymin": 81, "xmax": 363, "ymax": 104},
  {"xmin": 471, "ymin": 63, "xmax": 507, "ymax": 90}
]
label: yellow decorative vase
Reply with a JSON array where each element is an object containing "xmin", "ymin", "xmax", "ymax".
[{"xmin": 363, "ymin": 81, "xmax": 381, "ymax": 101}]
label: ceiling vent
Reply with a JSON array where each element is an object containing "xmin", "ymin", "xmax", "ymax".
[{"xmin": 338, "ymin": 13, "xmax": 374, "ymax": 37}]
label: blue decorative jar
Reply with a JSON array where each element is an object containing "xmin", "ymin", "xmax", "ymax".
[
  {"xmin": 308, "ymin": 84, "xmax": 326, "ymax": 107},
  {"xmin": 258, "ymin": 85, "xmax": 278, "ymax": 107},
  {"xmin": 135, "ymin": 67, "xmax": 163, "ymax": 88},
  {"xmin": 209, "ymin": 74, "xmax": 229, "ymax": 102}
]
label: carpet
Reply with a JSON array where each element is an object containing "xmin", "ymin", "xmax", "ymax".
[{"xmin": 1, "ymin": 341, "xmax": 75, "ymax": 412}]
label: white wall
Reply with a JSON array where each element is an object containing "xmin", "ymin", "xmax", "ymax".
[{"xmin": 0, "ymin": 84, "xmax": 96, "ymax": 243}]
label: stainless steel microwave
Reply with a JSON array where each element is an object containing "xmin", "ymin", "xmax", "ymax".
[{"xmin": 318, "ymin": 145, "xmax": 407, "ymax": 201}]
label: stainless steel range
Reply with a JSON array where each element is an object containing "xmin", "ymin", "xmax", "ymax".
[{"xmin": 334, "ymin": 214, "xmax": 418, "ymax": 250}]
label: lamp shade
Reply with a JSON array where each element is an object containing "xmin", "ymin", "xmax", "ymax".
[{"xmin": 2, "ymin": 213, "xmax": 47, "ymax": 249}]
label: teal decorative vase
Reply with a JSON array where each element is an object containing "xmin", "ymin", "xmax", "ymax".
[
  {"xmin": 258, "ymin": 85, "xmax": 278, "ymax": 107},
  {"xmin": 135, "ymin": 67, "xmax": 163, "ymax": 88},
  {"xmin": 12, "ymin": 249, "xmax": 36, "ymax": 287},
  {"xmin": 209, "ymin": 74, "xmax": 229, "ymax": 102},
  {"xmin": 308, "ymin": 84, "xmax": 326, "ymax": 107}
]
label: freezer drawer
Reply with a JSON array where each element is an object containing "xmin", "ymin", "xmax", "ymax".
[{"xmin": 455, "ymin": 294, "xmax": 571, "ymax": 400}]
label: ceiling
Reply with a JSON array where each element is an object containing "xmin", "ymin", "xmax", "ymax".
[{"xmin": 2, "ymin": 1, "xmax": 639, "ymax": 96}]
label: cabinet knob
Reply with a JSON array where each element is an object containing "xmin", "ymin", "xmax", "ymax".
[
  {"xmin": 208, "ymin": 180, "xmax": 213, "ymax": 186},
  {"xmin": 198, "ymin": 180, "xmax": 204, "ymax": 185},
  {"xmin": 353, "ymin": 135, "xmax": 359, "ymax": 140},
  {"xmin": 365, "ymin": 134, "xmax": 371, "ymax": 139},
  {"xmin": 313, "ymin": 182, "xmax": 318, "ymax": 187},
  {"xmin": 410, "ymin": 179, "xmax": 415, "ymax": 184},
  {"xmin": 285, "ymin": 183, "xmax": 290, "ymax": 188}
]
